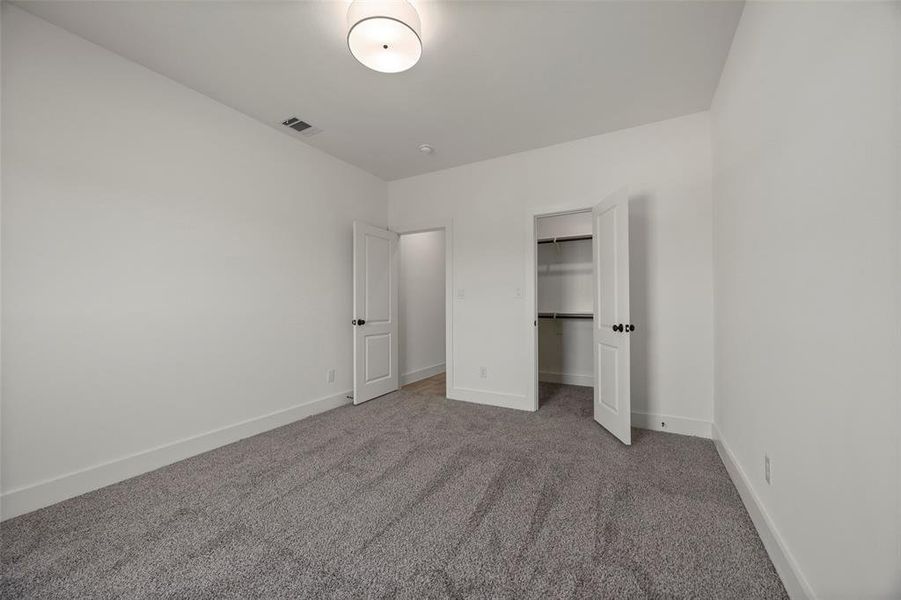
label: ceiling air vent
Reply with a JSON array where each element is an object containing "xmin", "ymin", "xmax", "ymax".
[{"xmin": 281, "ymin": 117, "xmax": 321, "ymax": 137}]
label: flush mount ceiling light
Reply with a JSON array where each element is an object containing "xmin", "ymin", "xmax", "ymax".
[{"xmin": 347, "ymin": 1, "xmax": 422, "ymax": 74}]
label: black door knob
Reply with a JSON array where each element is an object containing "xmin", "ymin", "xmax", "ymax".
[
  {"xmin": 352, "ymin": 319, "xmax": 357, "ymax": 325},
  {"xmin": 612, "ymin": 323, "xmax": 623, "ymax": 332},
  {"xmin": 358, "ymin": 319, "xmax": 366, "ymax": 326},
  {"xmin": 628, "ymin": 324, "xmax": 635, "ymax": 332}
]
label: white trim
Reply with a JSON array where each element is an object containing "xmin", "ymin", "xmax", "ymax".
[
  {"xmin": 0, "ymin": 390, "xmax": 352, "ymax": 521},
  {"xmin": 448, "ymin": 387, "xmax": 530, "ymax": 411},
  {"xmin": 527, "ymin": 211, "xmax": 539, "ymax": 411},
  {"xmin": 401, "ymin": 363, "xmax": 446, "ymax": 385},
  {"xmin": 631, "ymin": 411, "xmax": 712, "ymax": 439},
  {"xmin": 712, "ymin": 424, "xmax": 815, "ymax": 600},
  {"xmin": 538, "ymin": 371, "xmax": 593, "ymax": 387}
]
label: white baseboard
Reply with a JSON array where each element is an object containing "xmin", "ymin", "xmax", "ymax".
[
  {"xmin": 445, "ymin": 387, "xmax": 713, "ymax": 436},
  {"xmin": 535, "ymin": 379, "xmax": 711, "ymax": 439},
  {"xmin": 400, "ymin": 363, "xmax": 445, "ymax": 386},
  {"xmin": 712, "ymin": 424, "xmax": 814, "ymax": 600},
  {"xmin": 448, "ymin": 387, "xmax": 530, "ymax": 411},
  {"xmin": 0, "ymin": 390, "xmax": 352, "ymax": 521},
  {"xmin": 538, "ymin": 371, "xmax": 593, "ymax": 387},
  {"xmin": 631, "ymin": 411, "xmax": 712, "ymax": 439}
]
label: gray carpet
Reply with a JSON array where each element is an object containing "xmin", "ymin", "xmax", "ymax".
[{"xmin": 1, "ymin": 384, "xmax": 787, "ymax": 599}]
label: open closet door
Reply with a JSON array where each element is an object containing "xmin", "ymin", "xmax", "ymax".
[
  {"xmin": 592, "ymin": 189, "xmax": 632, "ymax": 444},
  {"xmin": 353, "ymin": 221, "xmax": 399, "ymax": 404}
]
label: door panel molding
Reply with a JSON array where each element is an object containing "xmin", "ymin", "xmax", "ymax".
[
  {"xmin": 592, "ymin": 189, "xmax": 631, "ymax": 445},
  {"xmin": 353, "ymin": 221, "xmax": 399, "ymax": 404}
]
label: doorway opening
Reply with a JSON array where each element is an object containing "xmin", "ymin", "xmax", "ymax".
[
  {"xmin": 352, "ymin": 221, "xmax": 452, "ymax": 405},
  {"xmin": 398, "ymin": 229, "xmax": 447, "ymax": 396},
  {"xmin": 535, "ymin": 211, "xmax": 594, "ymax": 411},
  {"xmin": 529, "ymin": 189, "xmax": 632, "ymax": 444}
]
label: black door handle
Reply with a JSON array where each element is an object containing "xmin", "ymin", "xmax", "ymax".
[
  {"xmin": 358, "ymin": 319, "xmax": 366, "ymax": 326},
  {"xmin": 612, "ymin": 323, "xmax": 623, "ymax": 332},
  {"xmin": 628, "ymin": 324, "xmax": 635, "ymax": 332}
]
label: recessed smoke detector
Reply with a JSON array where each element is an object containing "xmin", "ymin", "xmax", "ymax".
[
  {"xmin": 418, "ymin": 144, "xmax": 434, "ymax": 155},
  {"xmin": 281, "ymin": 117, "xmax": 322, "ymax": 137}
]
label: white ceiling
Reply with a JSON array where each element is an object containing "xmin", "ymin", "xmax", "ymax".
[{"xmin": 16, "ymin": 1, "xmax": 744, "ymax": 180}]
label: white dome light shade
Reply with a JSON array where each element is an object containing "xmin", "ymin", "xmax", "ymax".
[{"xmin": 347, "ymin": 1, "xmax": 422, "ymax": 74}]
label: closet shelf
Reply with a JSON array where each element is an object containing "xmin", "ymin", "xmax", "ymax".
[
  {"xmin": 538, "ymin": 312, "xmax": 593, "ymax": 320},
  {"xmin": 536, "ymin": 234, "xmax": 592, "ymax": 245}
]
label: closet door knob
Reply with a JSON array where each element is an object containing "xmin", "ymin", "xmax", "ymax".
[
  {"xmin": 352, "ymin": 319, "xmax": 357, "ymax": 325},
  {"xmin": 628, "ymin": 324, "xmax": 635, "ymax": 332},
  {"xmin": 358, "ymin": 319, "xmax": 366, "ymax": 326},
  {"xmin": 612, "ymin": 324, "xmax": 623, "ymax": 332}
]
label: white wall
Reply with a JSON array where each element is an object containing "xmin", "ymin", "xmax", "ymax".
[
  {"xmin": 537, "ymin": 318, "xmax": 593, "ymax": 387},
  {"xmin": 711, "ymin": 2, "xmax": 900, "ymax": 598},
  {"xmin": 1, "ymin": 6, "xmax": 387, "ymax": 518},
  {"xmin": 389, "ymin": 112, "xmax": 714, "ymax": 432},
  {"xmin": 398, "ymin": 230, "xmax": 445, "ymax": 382},
  {"xmin": 536, "ymin": 211, "xmax": 592, "ymax": 240}
]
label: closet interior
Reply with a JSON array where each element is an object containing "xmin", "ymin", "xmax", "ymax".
[{"xmin": 536, "ymin": 211, "xmax": 594, "ymax": 400}]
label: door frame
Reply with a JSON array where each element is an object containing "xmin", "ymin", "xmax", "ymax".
[
  {"xmin": 393, "ymin": 219, "xmax": 454, "ymax": 398},
  {"xmin": 524, "ymin": 204, "xmax": 595, "ymax": 412}
]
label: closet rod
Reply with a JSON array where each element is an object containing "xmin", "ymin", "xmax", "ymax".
[
  {"xmin": 537, "ymin": 312, "xmax": 593, "ymax": 320},
  {"xmin": 536, "ymin": 234, "xmax": 592, "ymax": 245}
]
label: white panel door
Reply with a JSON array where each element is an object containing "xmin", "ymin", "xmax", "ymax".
[
  {"xmin": 592, "ymin": 189, "xmax": 631, "ymax": 444},
  {"xmin": 353, "ymin": 221, "xmax": 399, "ymax": 404}
]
